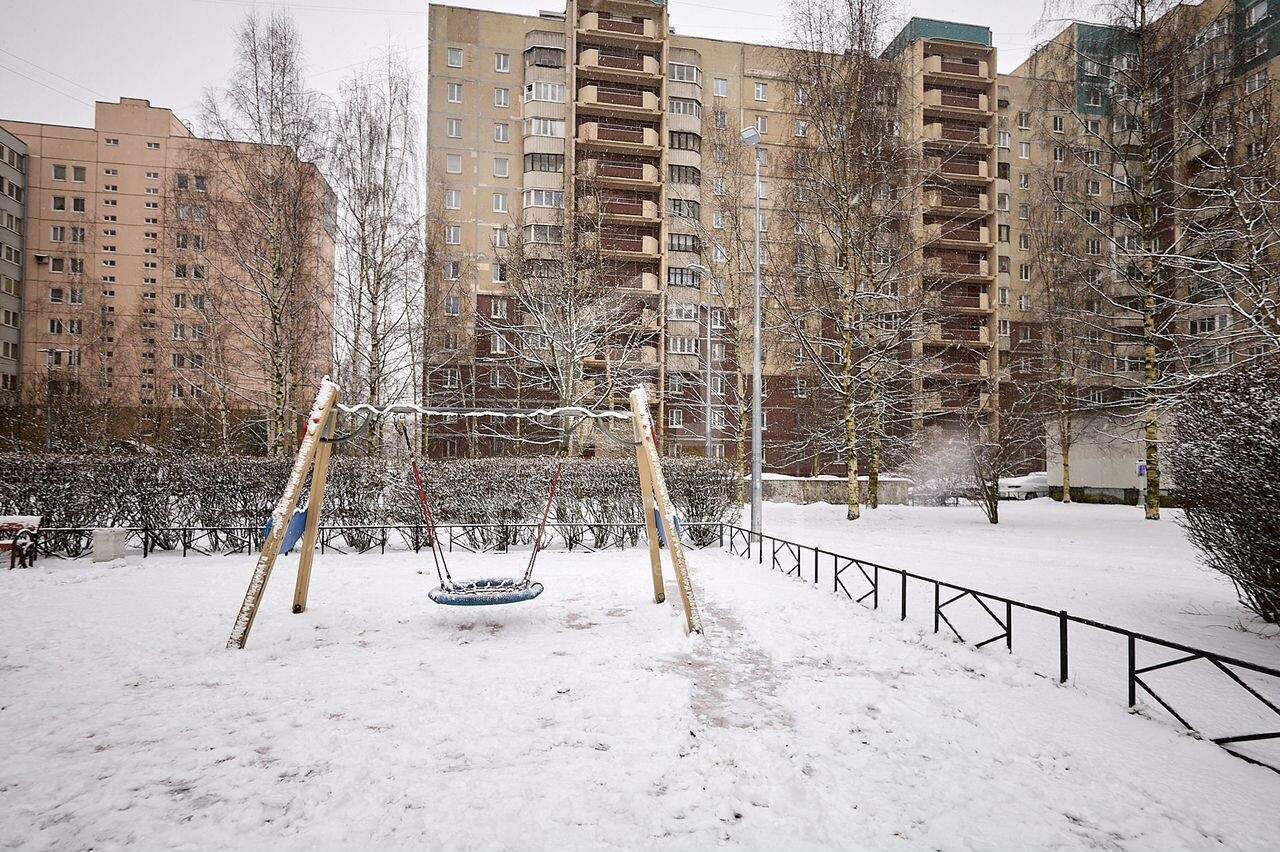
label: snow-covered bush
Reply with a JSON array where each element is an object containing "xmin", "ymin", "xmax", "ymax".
[
  {"xmin": 1170, "ymin": 366, "xmax": 1280, "ymax": 624},
  {"xmin": 0, "ymin": 454, "xmax": 739, "ymax": 550}
]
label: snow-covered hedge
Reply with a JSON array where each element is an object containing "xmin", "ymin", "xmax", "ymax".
[
  {"xmin": 1170, "ymin": 366, "xmax": 1280, "ymax": 624},
  {"xmin": 0, "ymin": 454, "xmax": 739, "ymax": 549}
]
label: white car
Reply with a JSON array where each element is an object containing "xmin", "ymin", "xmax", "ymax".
[{"xmin": 998, "ymin": 471, "xmax": 1051, "ymax": 500}]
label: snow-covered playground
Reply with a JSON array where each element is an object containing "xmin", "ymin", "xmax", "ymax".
[{"xmin": 3, "ymin": 502, "xmax": 1280, "ymax": 851}]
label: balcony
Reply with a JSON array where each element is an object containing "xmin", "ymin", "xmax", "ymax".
[
  {"xmin": 578, "ymin": 12, "xmax": 658, "ymax": 43},
  {"xmin": 924, "ymin": 222, "xmax": 992, "ymax": 247},
  {"xmin": 926, "ymin": 287, "xmax": 991, "ymax": 312},
  {"xmin": 924, "ymin": 189, "xmax": 988, "ymax": 211},
  {"xmin": 926, "ymin": 156, "xmax": 990, "ymax": 181},
  {"xmin": 577, "ymin": 121, "xmax": 661, "ymax": 153},
  {"xmin": 923, "ymin": 357, "xmax": 990, "ymax": 379},
  {"xmin": 924, "ymin": 54, "xmax": 991, "ymax": 81},
  {"xmin": 597, "ymin": 233, "xmax": 661, "ymax": 258},
  {"xmin": 924, "ymin": 122, "xmax": 989, "ymax": 147},
  {"xmin": 926, "ymin": 323, "xmax": 991, "ymax": 347},
  {"xmin": 581, "ymin": 196, "xmax": 660, "ymax": 222},
  {"xmin": 924, "ymin": 88, "xmax": 989, "ymax": 113},
  {"xmin": 925, "ymin": 256, "xmax": 991, "ymax": 279},
  {"xmin": 604, "ymin": 270, "xmax": 660, "ymax": 291},
  {"xmin": 578, "ymin": 85, "xmax": 660, "ymax": 117},
  {"xmin": 579, "ymin": 158, "xmax": 660, "ymax": 188},
  {"xmin": 578, "ymin": 48, "xmax": 660, "ymax": 80}
]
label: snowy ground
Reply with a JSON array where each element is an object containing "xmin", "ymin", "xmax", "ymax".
[
  {"xmin": 762, "ymin": 499, "xmax": 1279, "ymax": 663},
  {"xmin": 4, "ymin": 540, "xmax": 1280, "ymax": 850}
]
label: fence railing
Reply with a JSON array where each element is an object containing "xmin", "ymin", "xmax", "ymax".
[
  {"xmin": 21, "ymin": 520, "xmax": 1280, "ymax": 774},
  {"xmin": 721, "ymin": 524, "xmax": 1280, "ymax": 775}
]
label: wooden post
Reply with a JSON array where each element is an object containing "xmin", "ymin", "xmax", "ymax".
[
  {"xmin": 633, "ymin": 410, "xmax": 666, "ymax": 604},
  {"xmin": 630, "ymin": 387, "xmax": 703, "ymax": 635},
  {"xmin": 227, "ymin": 379, "xmax": 340, "ymax": 650},
  {"xmin": 291, "ymin": 407, "xmax": 336, "ymax": 614}
]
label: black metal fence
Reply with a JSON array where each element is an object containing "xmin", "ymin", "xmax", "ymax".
[
  {"xmin": 19, "ymin": 520, "xmax": 1280, "ymax": 774},
  {"xmin": 721, "ymin": 524, "xmax": 1280, "ymax": 775}
]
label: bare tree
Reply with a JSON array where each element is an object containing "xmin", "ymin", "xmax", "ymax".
[
  {"xmin": 188, "ymin": 9, "xmax": 332, "ymax": 456},
  {"xmin": 329, "ymin": 56, "xmax": 424, "ymax": 455},
  {"xmin": 775, "ymin": 0, "xmax": 929, "ymax": 519}
]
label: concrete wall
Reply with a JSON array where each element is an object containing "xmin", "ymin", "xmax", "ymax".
[
  {"xmin": 1045, "ymin": 414, "xmax": 1175, "ymax": 501},
  {"xmin": 761, "ymin": 476, "xmax": 911, "ymax": 506}
]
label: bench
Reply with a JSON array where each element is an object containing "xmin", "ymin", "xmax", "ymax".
[{"xmin": 1, "ymin": 516, "xmax": 42, "ymax": 569}]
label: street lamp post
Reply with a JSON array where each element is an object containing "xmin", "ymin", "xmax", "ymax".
[
  {"xmin": 689, "ymin": 262, "xmax": 713, "ymax": 459},
  {"xmin": 740, "ymin": 125, "xmax": 763, "ymax": 537},
  {"xmin": 37, "ymin": 347, "xmax": 67, "ymax": 453}
]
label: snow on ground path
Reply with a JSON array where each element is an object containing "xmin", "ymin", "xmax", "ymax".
[{"xmin": 2, "ymin": 547, "xmax": 1279, "ymax": 850}]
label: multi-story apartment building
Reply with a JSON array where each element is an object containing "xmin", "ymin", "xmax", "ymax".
[
  {"xmin": 426, "ymin": 3, "xmax": 1006, "ymax": 468},
  {"xmin": 1, "ymin": 98, "xmax": 335, "ymax": 445},
  {"xmin": 0, "ymin": 128, "xmax": 26, "ymax": 403}
]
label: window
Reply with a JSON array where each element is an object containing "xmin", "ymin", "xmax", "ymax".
[
  {"xmin": 146, "ymin": 142, "xmax": 160, "ymax": 150},
  {"xmin": 447, "ymin": 47, "xmax": 463, "ymax": 67},
  {"xmin": 491, "ymin": 193, "xmax": 507, "ymax": 213},
  {"xmin": 1019, "ymin": 233, "xmax": 1031, "ymax": 250},
  {"xmin": 713, "ymin": 212, "xmax": 725, "ymax": 229},
  {"xmin": 492, "ymin": 263, "xmax": 507, "ymax": 284},
  {"xmin": 1052, "ymin": 115, "xmax": 1065, "ymax": 133},
  {"xmin": 754, "ymin": 82, "xmax": 768, "ymax": 101},
  {"xmin": 1245, "ymin": 69, "xmax": 1268, "ymax": 94},
  {"xmin": 669, "ymin": 233, "xmax": 700, "ymax": 253},
  {"xmin": 494, "ymin": 87, "xmax": 509, "ymax": 108},
  {"xmin": 1086, "ymin": 238, "xmax": 1101, "ymax": 255},
  {"xmin": 998, "ymin": 224, "xmax": 1010, "ymax": 243},
  {"xmin": 1085, "ymin": 89, "xmax": 1102, "ymax": 107},
  {"xmin": 523, "ymin": 117, "xmax": 564, "ymax": 137},
  {"xmin": 667, "ymin": 337, "xmax": 698, "ymax": 355},
  {"xmin": 1017, "ymin": 111, "xmax": 1031, "ymax": 130},
  {"xmin": 490, "ymin": 299, "xmax": 507, "ymax": 319},
  {"xmin": 446, "ymin": 118, "xmax": 462, "ymax": 138},
  {"xmin": 524, "ymin": 82, "xmax": 566, "ymax": 103},
  {"xmin": 1053, "ymin": 147, "xmax": 1066, "ymax": 162},
  {"xmin": 50, "ymin": 287, "xmax": 65, "ymax": 303},
  {"xmin": 668, "ymin": 302, "xmax": 697, "ymax": 321},
  {"xmin": 495, "ymin": 52, "xmax": 510, "ymax": 73},
  {"xmin": 1019, "ymin": 264, "xmax": 1032, "ymax": 282},
  {"xmin": 493, "ymin": 157, "xmax": 509, "ymax": 178},
  {"xmin": 447, "ymin": 82, "xmax": 462, "ymax": 103},
  {"xmin": 73, "ymin": 165, "xmax": 86, "ymax": 182},
  {"xmin": 446, "ymin": 154, "xmax": 462, "ymax": 174},
  {"xmin": 444, "ymin": 295, "xmax": 461, "ymax": 315},
  {"xmin": 997, "ymin": 130, "xmax": 1010, "ymax": 148},
  {"xmin": 1246, "ymin": 1, "xmax": 1268, "ymax": 28},
  {"xmin": 755, "ymin": 115, "xmax": 768, "ymax": 134},
  {"xmin": 1018, "ymin": 203, "xmax": 1031, "ymax": 220},
  {"xmin": 714, "ymin": 78, "xmax": 728, "ymax": 97},
  {"xmin": 1019, "ymin": 294, "xmax": 1032, "ymax": 311},
  {"xmin": 999, "ymin": 319, "xmax": 1011, "ymax": 337},
  {"xmin": 445, "ymin": 189, "xmax": 461, "ymax": 210},
  {"xmin": 522, "ymin": 189, "xmax": 564, "ymax": 208},
  {"xmin": 49, "ymin": 318, "xmax": 64, "ymax": 335},
  {"xmin": 1087, "ymin": 179, "xmax": 1101, "ymax": 196},
  {"xmin": 173, "ymin": 293, "xmax": 187, "ymax": 309},
  {"xmin": 669, "ymin": 98, "xmax": 701, "ymax": 117},
  {"xmin": 524, "ymin": 153, "xmax": 564, "ymax": 173},
  {"xmin": 52, "ymin": 164, "xmax": 67, "ymax": 181},
  {"xmin": 1018, "ymin": 141, "xmax": 1030, "ymax": 159},
  {"xmin": 522, "ymin": 223, "xmax": 562, "ymax": 244},
  {"xmin": 442, "ymin": 368, "xmax": 460, "ymax": 389},
  {"xmin": 669, "ymin": 164, "xmax": 700, "ymax": 185},
  {"xmin": 669, "ymin": 131, "xmax": 701, "ymax": 151},
  {"xmin": 73, "ymin": 197, "xmax": 85, "ymax": 212},
  {"xmin": 669, "ymin": 63, "xmax": 701, "ymax": 84},
  {"xmin": 445, "ymin": 225, "xmax": 461, "ymax": 245},
  {"xmin": 104, "ymin": 137, "xmax": 119, "ymax": 146},
  {"xmin": 174, "ymin": 263, "xmax": 188, "ymax": 278},
  {"xmin": 492, "ymin": 227, "xmax": 508, "ymax": 248},
  {"xmin": 52, "ymin": 196, "xmax": 66, "ymax": 211},
  {"xmin": 667, "ymin": 267, "xmax": 701, "ymax": 288},
  {"xmin": 999, "ymin": 287, "xmax": 1010, "ymax": 306},
  {"xmin": 51, "ymin": 226, "xmax": 65, "ymax": 242},
  {"xmin": 145, "ymin": 170, "xmax": 158, "ymax": 180},
  {"xmin": 1019, "ymin": 173, "xmax": 1030, "ymax": 189},
  {"xmin": 494, "ymin": 122, "xmax": 509, "ymax": 143},
  {"xmin": 444, "ymin": 263, "xmax": 460, "ymax": 283},
  {"xmin": 1054, "ymin": 176, "xmax": 1066, "ymax": 193},
  {"xmin": 997, "ymin": 193, "xmax": 1010, "ymax": 211},
  {"xmin": 172, "ymin": 323, "xmax": 186, "ymax": 340},
  {"xmin": 669, "ymin": 198, "xmax": 701, "ymax": 219}
]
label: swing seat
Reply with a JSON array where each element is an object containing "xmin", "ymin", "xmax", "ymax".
[{"xmin": 429, "ymin": 578, "xmax": 545, "ymax": 607}]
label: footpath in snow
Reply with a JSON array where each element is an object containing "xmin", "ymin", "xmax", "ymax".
[{"xmin": 2, "ymin": 544, "xmax": 1279, "ymax": 850}]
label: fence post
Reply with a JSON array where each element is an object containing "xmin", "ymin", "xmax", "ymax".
[
  {"xmin": 719, "ymin": 523, "xmax": 724, "ymax": 549},
  {"xmin": 1127, "ymin": 634, "xmax": 1137, "ymax": 707},
  {"xmin": 900, "ymin": 572, "xmax": 907, "ymax": 621},
  {"xmin": 1005, "ymin": 601, "xmax": 1013, "ymax": 652},
  {"xmin": 933, "ymin": 582, "xmax": 940, "ymax": 633},
  {"xmin": 874, "ymin": 564, "xmax": 879, "ymax": 609},
  {"xmin": 1059, "ymin": 610, "xmax": 1069, "ymax": 683},
  {"xmin": 813, "ymin": 548, "xmax": 819, "ymax": 585}
]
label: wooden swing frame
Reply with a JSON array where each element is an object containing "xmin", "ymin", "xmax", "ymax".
[{"xmin": 226, "ymin": 379, "xmax": 702, "ymax": 649}]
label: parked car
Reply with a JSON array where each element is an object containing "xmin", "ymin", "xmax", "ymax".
[{"xmin": 998, "ymin": 471, "xmax": 1051, "ymax": 500}]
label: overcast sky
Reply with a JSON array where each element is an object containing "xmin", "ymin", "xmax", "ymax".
[{"xmin": 2, "ymin": 0, "xmax": 1063, "ymax": 131}]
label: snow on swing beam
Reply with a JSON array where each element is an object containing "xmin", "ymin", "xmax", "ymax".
[{"xmin": 226, "ymin": 382, "xmax": 703, "ymax": 648}]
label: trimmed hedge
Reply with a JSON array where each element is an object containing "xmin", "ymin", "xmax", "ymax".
[{"xmin": 0, "ymin": 454, "xmax": 740, "ymax": 549}]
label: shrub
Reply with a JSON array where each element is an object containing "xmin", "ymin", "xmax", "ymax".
[{"xmin": 1170, "ymin": 366, "xmax": 1280, "ymax": 624}]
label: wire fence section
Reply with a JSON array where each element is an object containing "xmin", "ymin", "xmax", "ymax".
[{"xmin": 721, "ymin": 524, "xmax": 1280, "ymax": 775}]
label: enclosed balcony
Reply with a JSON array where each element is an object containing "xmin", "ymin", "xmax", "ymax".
[
  {"xmin": 924, "ymin": 54, "xmax": 992, "ymax": 81},
  {"xmin": 924, "ymin": 253, "xmax": 992, "ymax": 280},
  {"xmin": 923, "ymin": 221, "xmax": 993, "ymax": 248},
  {"xmin": 926, "ymin": 285, "xmax": 991, "ymax": 312},
  {"xmin": 925, "ymin": 322, "xmax": 991, "ymax": 347},
  {"xmin": 578, "ymin": 12, "xmax": 658, "ymax": 42},
  {"xmin": 576, "ymin": 121, "xmax": 661, "ymax": 153},
  {"xmin": 926, "ymin": 156, "xmax": 991, "ymax": 181},
  {"xmin": 578, "ymin": 48, "xmax": 660, "ymax": 80},
  {"xmin": 580, "ymin": 195, "xmax": 660, "ymax": 222},
  {"xmin": 595, "ymin": 233, "xmax": 661, "ymax": 258},
  {"xmin": 577, "ymin": 84, "xmax": 660, "ymax": 117}
]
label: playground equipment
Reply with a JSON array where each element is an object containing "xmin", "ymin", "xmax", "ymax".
[{"xmin": 225, "ymin": 378, "xmax": 702, "ymax": 648}]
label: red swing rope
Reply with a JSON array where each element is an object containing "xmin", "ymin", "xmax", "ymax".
[
  {"xmin": 396, "ymin": 419, "xmax": 452, "ymax": 588},
  {"xmin": 523, "ymin": 461, "xmax": 565, "ymax": 584}
]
